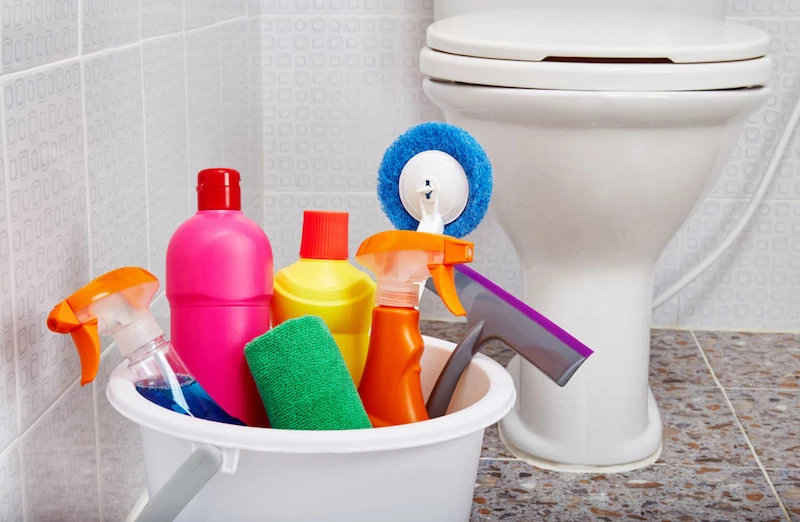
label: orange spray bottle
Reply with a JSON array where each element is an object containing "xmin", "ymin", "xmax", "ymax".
[{"xmin": 355, "ymin": 230, "xmax": 474, "ymax": 427}]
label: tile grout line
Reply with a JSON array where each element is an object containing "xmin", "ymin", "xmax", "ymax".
[
  {"xmin": 140, "ymin": 43, "xmax": 153, "ymax": 273},
  {"xmin": 78, "ymin": 49, "xmax": 104, "ymax": 522},
  {"xmin": 690, "ymin": 330, "xmax": 792, "ymax": 521},
  {"xmin": 0, "ymin": 57, "xmax": 28, "ymax": 522}
]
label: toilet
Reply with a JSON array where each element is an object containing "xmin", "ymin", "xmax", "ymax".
[{"xmin": 421, "ymin": 0, "xmax": 771, "ymax": 471}]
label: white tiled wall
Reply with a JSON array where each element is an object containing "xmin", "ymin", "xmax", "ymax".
[
  {"xmin": 0, "ymin": 2, "xmax": 261, "ymax": 520},
  {"xmin": 256, "ymin": 1, "xmax": 800, "ymax": 331}
]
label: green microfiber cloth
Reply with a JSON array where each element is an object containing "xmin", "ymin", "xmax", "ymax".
[{"xmin": 244, "ymin": 315, "xmax": 372, "ymax": 430}]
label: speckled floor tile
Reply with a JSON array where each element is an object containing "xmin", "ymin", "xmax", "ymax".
[
  {"xmin": 471, "ymin": 460, "xmax": 783, "ymax": 521},
  {"xmin": 653, "ymin": 386, "xmax": 756, "ymax": 467},
  {"xmin": 650, "ymin": 329, "xmax": 715, "ymax": 387},
  {"xmin": 728, "ymin": 389, "xmax": 800, "ymax": 470},
  {"xmin": 695, "ymin": 331, "xmax": 800, "ymax": 389},
  {"xmin": 769, "ymin": 469, "xmax": 800, "ymax": 520}
]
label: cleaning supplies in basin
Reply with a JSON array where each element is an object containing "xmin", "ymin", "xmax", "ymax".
[
  {"xmin": 167, "ymin": 168, "xmax": 273, "ymax": 427},
  {"xmin": 271, "ymin": 210, "xmax": 376, "ymax": 385},
  {"xmin": 356, "ymin": 230, "xmax": 474, "ymax": 427},
  {"xmin": 47, "ymin": 267, "xmax": 244, "ymax": 425},
  {"xmin": 244, "ymin": 315, "xmax": 372, "ymax": 430}
]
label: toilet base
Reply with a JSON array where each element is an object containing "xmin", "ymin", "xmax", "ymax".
[{"xmin": 498, "ymin": 355, "xmax": 663, "ymax": 473}]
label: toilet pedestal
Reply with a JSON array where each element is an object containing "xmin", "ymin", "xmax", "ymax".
[{"xmin": 498, "ymin": 267, "xmax": 663, "ymax": 471}]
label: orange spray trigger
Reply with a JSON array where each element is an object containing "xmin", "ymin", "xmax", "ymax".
[
  {"xmin": 47, "ymin": 301, "xmax": 101, "ymax": 385},
  {"xmin": 429, "ymin": 265, "xmax": 466, "ymax": 316}
]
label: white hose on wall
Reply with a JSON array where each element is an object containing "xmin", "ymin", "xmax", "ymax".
[{"xmin": 652, "ymin": 90, "xmax": 800, "ymax": 310}]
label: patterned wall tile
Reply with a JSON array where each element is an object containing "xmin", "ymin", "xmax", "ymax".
[
  {"xmin": 652, "ymin": 231, "xmax": 681, "ymax": 327},
  {"xmin": 261, "ymin": 16, "xmax": 398, "ymax": 192},
  {"xmin": 95, "ymin": 347, "xmax": 145, "ymax": 522},
  {"xmin": 220, "ymin": 0, "xmax": 247, "ymax": 20},
  {"xmin": 185, "ymin": 0, "xmax": 218, "ymax": 30},
  {"xmin": 82, "ymin": 0, "xmax": 139, "ymax": 54},
  {"xmin": 221, "ymin": 20, "xmax": 257, "ymax": 203},
  {"xmin": 264, "ymin": 191, "xmax": 391, "ymax": 271},
  {"xmin": 0, "ymin": 129, "xmax": 17, "ymax": 451},
  {"xmin": 398, "ymin": 16, "xmax": 443, "ymax": 127},
  {"xmin": 21, "ymin": 382, "xmax": 99, "ymax": 521},
  {"xmin": 3, "ymin": 63, "xmax": 88, "ymax": 430},
  {"xmin": 249, "ymin": 18, "xmax": 264, "ymax": 186},
  {"xmin": 244, "ymin": 193, "xmax": 265, "ymax": 231},
  {"xmin": 142, "ymin": 0, "xmax": 183, "ymax": 39},
  {"xmin": 142, "ymin": 36, "xmax": 190, "ymax": 284},
  {"xmin": 84, "ymin": 49, "xmax": 148, "ymax": 278},
  {"xmin": 259, "ymin": 0, "xmax": 394, "ymax": 13},
  {"xmin": 711, "ymin": 19, "xmax": 800, "ymax": 199},
  {"xmin": 679, "ymin": 199, "xmax": 800, "ymax": 329},
  {"xmin": 0, "ymin": 443, "xmax": 23, "ymax": 521},
  {"xmin": 1, "ymin": 0, "xmax": 79, "ymax": 73},
  {"xmin": 398, "ymin": 0, "xmax": 433, "ymax": 16},
  {"xmin": 726, "ymin": 0, "xmax": 800, "ymax": 16},
  {"xmin": 186, "ymin": 28, "xmax": 223, "ymax": 181}
]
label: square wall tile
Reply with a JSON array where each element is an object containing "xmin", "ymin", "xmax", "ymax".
[
  {"xmin": 399, "ymin": 0, "xmax": 433, "ymax": 15},
  {"xmin": 726, "ymin": 0, "xmax": 800, "ymax": 16},
  {"xmin": 21, "ymin": 382, "xmax": 99, "ymax": 521},
  {"xmin": 220, "ymin": 0, "xmax": 247, "ymax": 20},
  {"xmin": 84, "ymin": 48, "xmax": 148, "ymax": 278},
  {"xmin": 142, "ymin": 35, "xmax": 190, "ymax": 284},
  {"xmin": 0, "ymin": 443, "xmax": 23, "ymax": 521},
  {"xmin": 398, "ymin": 16, "xmax": 443, "ymax": 127},
  {"xmin": 0, "ymin": 133, "xmax": 17, "ymax": 451},
  {"xmin": 261, "ymin": 17, "xmax": 398, "ymax": 192},
  {"xmin": 652, "ymin": 231, "xmax": 681, "ymax": 327},
  {"xmin": 221, "ymin": 20, "xmax": 256, "ymax": 198},
  {"xmin": 186, "ymin": 28, "xmax": 223, "ymax": 179},
  {"xmin": 259, "ymin": 0, "xmax": 394, "ymax": 13},
  {"xmin": 82, "ymin": 0, "xmax": 140, "ymax": 54},
  {"xmin": 1, "ymin": 0, "xmax": 79, "ymax": 73},
  {"xmin": 95, "ymin": 348, "xmax": 145, "ymax": 522},
  {"xmin": 711, "ymin": 19, "xmax": 800, "ymax": 199},
  {"xmin": 3, "ymin": 63, "xmax": 89, "ymax": 430},
  {"xmin": 679, "ymin": 199, "xmax": 800, "ymax": 330},
  {"xmin": 185, "ymin": 0, "xmax": 218, "ymax": 30},
  {"xmin": 142, "ymin": 0, "xmax": 183, "ymax": 39},
  {"xmin": 248, "ymin": 18, "xmax": 264, "ymax": 184},
  {"xmin": 265, "ymin": 191, "xmax": 391, "ymax": 271}
]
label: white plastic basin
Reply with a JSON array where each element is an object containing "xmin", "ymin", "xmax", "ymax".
[{"xmin": 107, "ymin": 335, "xmax": 516, "ymax": 522}]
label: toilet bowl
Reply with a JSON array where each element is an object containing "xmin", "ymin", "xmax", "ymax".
[{"xmin": 421, "ymin": 3, "xmax": 771, "ymax": 471}]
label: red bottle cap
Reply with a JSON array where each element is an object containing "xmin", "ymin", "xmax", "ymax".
[
  {"xmin": 197, "ymin": 168, "xmax": 241, "ymax": 211},
  {"xmin": 300, "ymin": 211, "xmax": 349, "ymax": 260}
]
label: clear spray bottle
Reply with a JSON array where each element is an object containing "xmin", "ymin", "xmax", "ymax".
[{"xmin": 47, "ymin": 267, "xmax": 245, "ymax": 425}]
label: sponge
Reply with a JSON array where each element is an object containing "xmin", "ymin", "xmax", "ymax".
[
  {"xmin": 377, "ymin": 122, "xmax": 493, "ymax": 238},
  {"xmin": 244, "ymin": 315, "xmax": 372, "ymax": 431}
]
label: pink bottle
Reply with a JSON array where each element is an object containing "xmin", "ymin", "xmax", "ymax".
[{"xmin": 166, "ymin": 168, "xmax": 273, "ymax": 427}]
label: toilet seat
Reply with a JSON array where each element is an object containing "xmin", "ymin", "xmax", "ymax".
[{"xmin": 421, "ymin": 9, "xmax": 771, "ymax": 91}]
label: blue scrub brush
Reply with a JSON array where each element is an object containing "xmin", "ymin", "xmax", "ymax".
[{"xmin": 377, "ymin": 122, "xmax": 492, "ymax": 239}]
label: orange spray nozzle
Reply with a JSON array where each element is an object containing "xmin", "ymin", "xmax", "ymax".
[
  {"xmin": 47, "ymin": 267, "xmax": 160, "ymax": 385},
  {"xmin": 356, "ymin": 230, "xmax": 473, "ymax": 316}
]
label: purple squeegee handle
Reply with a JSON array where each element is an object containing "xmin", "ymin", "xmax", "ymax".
[{"xmin": 454, "ymin": 265, "xmax": 593, "ymax": 358}]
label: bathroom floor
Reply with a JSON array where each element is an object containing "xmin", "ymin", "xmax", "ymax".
[{"xmin": 420, "ymin": 321, "xmax": 800, "ymax": 522}]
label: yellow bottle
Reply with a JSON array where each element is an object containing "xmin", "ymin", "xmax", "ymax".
[{"xmin": 271, "ymin": 210, "xmax": 376, "ymax": 385}]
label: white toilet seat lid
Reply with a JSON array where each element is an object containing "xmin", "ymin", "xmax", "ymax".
[
  {"xmin": 421, "ymin": 9, "xmax": 771, "ymax": 91},
  {"xmin": 427, "ymin": 9, "xmax": 769, "ymax": 64}
]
